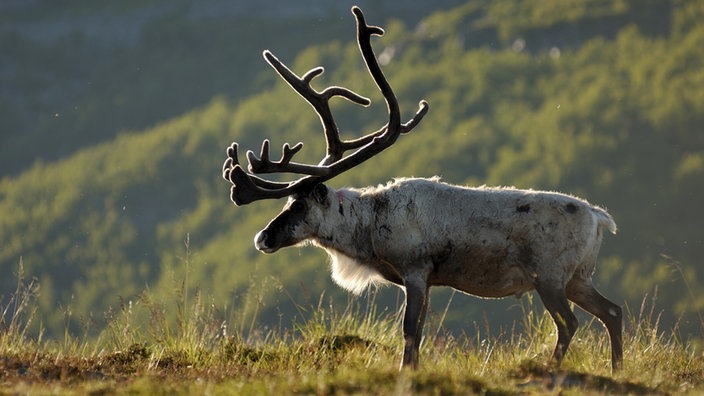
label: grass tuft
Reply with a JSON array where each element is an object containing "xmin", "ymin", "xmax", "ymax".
[{"xmin": 0, "ymin": 258, "xmax": 42, "ymax": 354}]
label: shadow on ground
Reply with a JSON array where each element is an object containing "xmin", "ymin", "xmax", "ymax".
[{"xmin": 513, "ymin": 360, "xmax": 664, "ymax": 395}]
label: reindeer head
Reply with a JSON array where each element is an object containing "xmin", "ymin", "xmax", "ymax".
[
  {"xmin": 253, "ymin": 183, "xmax": 334, "ymax": 253},
  {"xmin": 223, "ymin": 7, "xmax": 428, "ymax": 251}
]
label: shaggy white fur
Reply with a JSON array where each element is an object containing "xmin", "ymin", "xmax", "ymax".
[{"xmin": 326, "ymin": 248, "xmax": 383, "ymax": 295}]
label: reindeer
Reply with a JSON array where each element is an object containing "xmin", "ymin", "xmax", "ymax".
[{"xmin": 222, "ymin": 6, "xmax": 622, "ymax": 371}]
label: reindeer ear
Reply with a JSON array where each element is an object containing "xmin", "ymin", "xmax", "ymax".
[{"xmin": 312, "ymin": 183, "xmax": 329, "ymax": 205}]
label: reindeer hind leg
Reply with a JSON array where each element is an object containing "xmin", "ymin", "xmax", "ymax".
[
  {"xmin": 534, "ymin": 282, "xmax": 579, "ymax": 367},
  {"xmin": 566, "ymin": 278, "xmax": 623, "ymax": 371}
]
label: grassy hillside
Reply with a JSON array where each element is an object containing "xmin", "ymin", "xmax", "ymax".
[
  {"xmin": 1, "ymin": 0, "xmax": 703, "ymax": 347},
  {"xmin": 0, "ymin": 0, "xmax": 464, "ymax": 176},
  {"xmin": 1, "ymin": 275, "xmax": 702, "ymax": 394}
]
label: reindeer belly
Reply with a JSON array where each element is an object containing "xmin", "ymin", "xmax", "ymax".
[
  {"xmin": 435, "ymin": 263, "xmax": 533, "ymax": 298},
  {"xmin": 428, "ymin": 242, "xmax": 534, "ymax": 298}
]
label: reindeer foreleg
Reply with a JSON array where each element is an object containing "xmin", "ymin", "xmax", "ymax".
[{"xmin": 401, "ymin": 273, "xmax": 429, "ymax": 370}]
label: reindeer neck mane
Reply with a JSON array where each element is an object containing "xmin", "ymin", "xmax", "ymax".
[
  {"xmin": 306, "ymin": 186, "xmax": 382, "ymax": 295},
  {"xmin": 323, "ymin": 248, "xmax": 383, "ymax": 295}
]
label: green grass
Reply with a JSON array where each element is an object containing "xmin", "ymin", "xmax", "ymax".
[{"xmin": 1, "ymin": 263, "xmax": 702, "ymax": 395}]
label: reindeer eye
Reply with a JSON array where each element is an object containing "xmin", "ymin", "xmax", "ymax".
[{"xmin": 290, "ymin": 201, "xmax": 305, "ymax": 213}]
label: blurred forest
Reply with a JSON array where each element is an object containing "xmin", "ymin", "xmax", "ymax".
[{"xmin": 1, "ymin": 0, "xmax": 703, "ymax": 341}]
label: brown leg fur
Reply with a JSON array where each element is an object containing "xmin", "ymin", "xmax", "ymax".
[
  {"xmin": 535, "ymin": 283, "xmax": 579, "ymax": 366},
  {"xmin": 567, "ymin": 278, "xmax": 623, "ymax": 371}
]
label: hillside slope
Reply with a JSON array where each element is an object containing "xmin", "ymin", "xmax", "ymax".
[
  {"xmin": 0, "ymin": 0, "xmax": 464, "ymax": 176},
  {"xmin": 1, "ymin": 0, "xmax": 703, "ymax": 339}
]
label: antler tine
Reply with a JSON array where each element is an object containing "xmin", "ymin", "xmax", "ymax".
[
  {"xmin": 402, "ymin": 100, "xmax": 430, "ymax": 133},
  {"xmin": 222, "ymin": 142, "xmax": 238, "ymax": 182},
  {"xmin": 246, "ymin": 139, "xmax": 329, "ymax": 176},
  {"xmin": 351, "ymin": 6, "xmax": 399, "ymax": 130},
  {"xmin": 224, "ymin": 142, "xmax": 290, "ymax": 188}
]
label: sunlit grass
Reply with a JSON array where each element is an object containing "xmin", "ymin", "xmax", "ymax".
[{"xmin": 1, "ymin": 261, "xmax": 702, "ymax": 395}]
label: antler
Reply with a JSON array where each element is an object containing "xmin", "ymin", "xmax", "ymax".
[{"xmin": 223, "ymin": 6, "xmax": 429, "ymax": 206}]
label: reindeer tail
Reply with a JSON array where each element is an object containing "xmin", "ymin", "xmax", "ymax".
[{"xmin": 591, "ymin": 207, "xmax": 617, "ymax": 235}]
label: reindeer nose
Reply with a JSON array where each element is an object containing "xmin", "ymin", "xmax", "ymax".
[
  {"xmin": 254, "ymin": 230, "xmax": 268, "ymax": 249},
  {"xmin": 254, "ymin": 230, "xmax": 277, "ymax": 253}
]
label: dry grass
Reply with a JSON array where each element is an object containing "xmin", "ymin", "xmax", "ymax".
[{"xmin": 1, "ymin": 261, "xmax": 703, "ymax": 395}]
